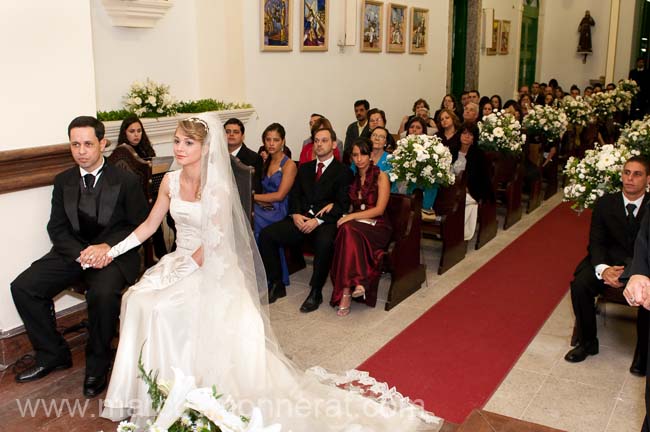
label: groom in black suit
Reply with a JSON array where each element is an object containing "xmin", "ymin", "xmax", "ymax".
[
  {"xmin": 224, "ymin": 117, "xmax": 263, "ymax": 193},
  {"xmin": 565, "ymin": 156, "xmax": 650, "ymax": 375},
  {"xmin": 11, "ymin": 116, "xmax": 148, "ymax": 397},
  {"xmin": 259, "ymin": 126, "xmax": 352, "ymax": 312}
]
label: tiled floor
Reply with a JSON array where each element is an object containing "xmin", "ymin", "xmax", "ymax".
[{"xmin": 269, "ymin": 193, "xmax": 647, "ymax": 432}]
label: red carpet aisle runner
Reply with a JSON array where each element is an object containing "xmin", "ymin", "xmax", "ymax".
[{"xmin": 359, "ymin": 202, "xmax": 590, "ymax": 424}]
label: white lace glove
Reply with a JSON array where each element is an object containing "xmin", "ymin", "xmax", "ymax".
[{"xmin": 107, "ymin": 232, "xmax": 141, "ymax": 259}]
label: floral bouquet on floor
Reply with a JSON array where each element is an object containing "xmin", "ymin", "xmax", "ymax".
[
  {"xmin": 124, "ymin": 78, "xmax": 178, "ymax": 118},
  {"xmin": 387, "ymin": 134, "xmax": 455, "ymax": 190},
  {"xmin": 563, "ymin": 144, "xmax": 636, "ymax": 212},
  {"xmin": 522, "ymin": 105, "xmax": 568, "ymax": 142},
  {"xmin": 115, "ymin": 352, "xmax": 281, "ymax": 432},
  {"xmin": 618, "ymin": 79, "xmax": 640, "ymax": 97},
  {"xmin": 616, "ymin": 115, "xmax": 650, "ymax": 159},
  {"xmin": 560, "ymin": 96, "xmax": 592, "ymax": 128},
  {"xmin": 477, "ymin": 110, "xmax": 525, "ymax": 154}
]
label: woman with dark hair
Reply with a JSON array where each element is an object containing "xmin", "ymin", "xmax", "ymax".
[
  {"xmin": 365, "ymin": 108, "xmax": 397, "ymax": 152},
  {"xmin": 450, "ymin": 122, "xmax": 494, "ymax": 240},
  {"xmin": 254, "ymin": 123, "xmax": 297, "ymax": 287},
  {"xmin": 480, "ymin": 100, "xmax": 494, "ymax": 119},
  {"xmin": 435, "ymin": 108, "xmax": 461, "ymax": 148},
  {"xmin": 398, "ymin": 98, "xmax": 436, "ymax": 135},
  {"xmin": 519, "ymin": 94, "xmax": 533, "ymax": 117},
  {"xmin": 330, "ymin": 137, "xmax": 392, "ymax": 316},
  {"xmin": 503, "ymin": 100, "xmax": 523, "ymax": 122},
  {"xmin": 257, "ymin": 145, "xmax": 269, "ymax": 163},
  {"xmin": 405, "ymin": 116, "xmax": 429, "ymax": 136},
  {"xmin": 434, "ymin": 94, "xmax": 457, "ymax": 123},
  {"xmin": 491, "ymin": 94, "xmax": 503, "ymax": 111},
  {"xmin": 118, "ymin": 115, "xmax": 156, "ymax": 159}
]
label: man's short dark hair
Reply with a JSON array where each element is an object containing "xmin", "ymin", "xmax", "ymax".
[
  {"xmin": 354, "ymin": 100, "xmax": 370, "ymax": 110},
  {"xmin": 626, "ymin": 156, "xmax": 650, "ymax": 175},
  {"xmin": 310, "ymin": 113, "xmax": 324, "ymax": 119},
  {"xmin": 224, "ymin": 118, "xmax": 245, "ymax": 134},
  {"xmin": 68, "ymin": 116, "xmax": 105, "ymax": 140},
  {"xmin": 469, "ymin": 89, "xmax": 480, "ymax": 97},
  {"xmin": 313, "ymin": 125, "xmax": 337, "ymax": 142}
]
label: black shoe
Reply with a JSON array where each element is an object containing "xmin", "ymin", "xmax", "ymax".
[
  {"xmin": 268, "ymin": 281, "xmax": 286, "ymax": 304},
  {"xmin": 300, "ymin": 290, "xmax": 323, "ymax": 313},
  {"xmin": 630, "ymin": 346, "xmax": 647, "ymax": 377},
  {"xmin": 15, "ymin": 360, "xmax": 72, "ymax": 383},
  {"xmin": 83, "ymin": 373, "xmax": 108, "ymax": 398},
  {"xmin": 564, "ymin": 340, "xmax": 599, "ymax": 363}
]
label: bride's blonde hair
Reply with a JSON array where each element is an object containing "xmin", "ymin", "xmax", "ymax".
[{"xmin": 177, "ymin": 117, "xmax": 209, "ymax": 143}]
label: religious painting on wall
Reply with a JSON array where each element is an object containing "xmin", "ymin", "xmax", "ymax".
[
  {"xmin": 487, "ymin": 19, "xmax": 500, "ymax": 55},
  {"xmin": 499, "ymin": 20, "xmax": 511, "ymax": 55},
  {"xmin": 361, "ymin": 0, "xmax": 383, "ymax": 53},
  {"xmin": 409, "ymin": 7, "xmax": 428, "ymax": 54},
  {"xmin": 387, "ymin": 3, "xmax": 407, "ymax": 53},
  {"xmin": 261, "ymin": 0, "xmax": 292, "ymax": 51},
  {"xmin": 300, "ymin": 0, "xmax": 328, "ymax": 51}
]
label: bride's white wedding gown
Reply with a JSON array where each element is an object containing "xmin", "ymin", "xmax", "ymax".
[{"xmin": 102, "ymin": 170, "xmax": 439, "ymax": 431}]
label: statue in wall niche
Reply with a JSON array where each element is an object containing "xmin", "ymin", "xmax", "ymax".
[{"xmin": 577, "ymin": 10, "xmax": 595, "ymax": 63}]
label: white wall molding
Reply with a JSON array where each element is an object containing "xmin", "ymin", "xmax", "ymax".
[{"xmin": 101, "ymin": 0, "xmax": 174, "ymax": 28}]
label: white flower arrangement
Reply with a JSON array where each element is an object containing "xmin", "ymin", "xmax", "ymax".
[
  {"xmin": 589, "ymin": 91, "xmax": 617, "ymax": 120},
  {"xmin": 611, "ymin": 87, "xmax": 634, "ymax": 113},
  {"xmin": 618, "ymin": 79, "xmax": 640, "ymax": 96},
  {"xmin": 522, "ymin": 105, "xmax": 568, "ymax": 142},
  {"xmin": 387, "ymin": 134, "xmax": 455, "ymax": 189},
  {"xmin": 560, "ymin": 96, "xmax": 592, "ymax": 127},
  {"xmin": 124, "ymin": 78, "xmax": 177, "ymax": 118},
  {"xmin": 477, "ymin": 110, "xmax": 525, "ymax": 154},
  {"xmin": 617, "ymin": 114, "xmax": 650, "ymax": 159},
  {"xmin": 563, "ymin": 144, "xmax": 636, "ymax": 212}
]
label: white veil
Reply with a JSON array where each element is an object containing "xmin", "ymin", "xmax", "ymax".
[{"xmin": 188, "ymin": 113, "xmax": 440, "ymax": 431}]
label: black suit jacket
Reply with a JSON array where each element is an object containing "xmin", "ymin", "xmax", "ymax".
[
  {"xmin": 289, "ymin": 158, "xmax": 353, "ymax": 224},
  {"xmin": 450, "ymin": 144, "xmax": 494, "ymax": 203},
  {"xmin": 344, "ymin": 121, "xmax": 370, "ymax": 157},
  {"xmin": 234, "ymin": 143, "xmax": 263, "ymax": 193},
  {"xmin": 46, "ymin": 163, "xmax": 148, "ymax": 283},
  {"xmin": 587, "ymin": 192, "xmax": 649, "ymax": 269}
]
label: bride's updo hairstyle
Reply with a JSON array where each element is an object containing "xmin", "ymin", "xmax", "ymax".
[{"xmin": 177, "ymin": 117, "xmax": 209, "ymax": 143}]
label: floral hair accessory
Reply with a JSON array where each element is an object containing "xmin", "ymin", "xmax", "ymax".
[{"xmin": 185, "ymin": 117, "xmax": 210, "ymax": 132}]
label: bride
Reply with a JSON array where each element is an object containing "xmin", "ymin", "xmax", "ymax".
[{"xmin": 100, "ymin": 113, "xmax": 440, "ymax": 431}]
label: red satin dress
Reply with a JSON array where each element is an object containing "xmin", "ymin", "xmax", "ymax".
[{"xmin": 330, "ymin": 164, "xmax": 392, "ymax": 308}]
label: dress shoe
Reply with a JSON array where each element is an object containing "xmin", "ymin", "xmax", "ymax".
[
  {"xmin": 15, "ymin": 361, "xmax": 72, "ymax": 383},
  {"xmin": 268, "ymin": 281, "xmax": 286, "ymax": 304},
  {"xmin": 300, "ymin": 290, "xmax": 323, "ymax": 313},
  {"xmin": 83, "ymin": 374, "xmax": 108, "ymax": 398},
  {"xmin": 564, "ymin": 340, "xmax": 599, "ymax": 363},
  {"xmin": 630, "ymin": 347, "xmax": 647, "ymax": 377}
]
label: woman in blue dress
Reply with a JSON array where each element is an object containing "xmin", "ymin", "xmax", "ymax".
[{"xmin": 253, "ymin": 123, "xmax": 297, "ymax": 289}]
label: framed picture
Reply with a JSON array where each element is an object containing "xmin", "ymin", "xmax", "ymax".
[
  {"xmin": 361, "ymin": 0, "xmax": 383, "ymax": 53},
  {"xmin": 487, "ymin": 19, "xmax": 500, "ymax": 55},
  {"xmin": 409, "ymin": 7, "xmax": 428, "ymax": 54},
  {"xmin": 386, "ymin": 3, "xmax": 406, "ymax": 53},
  {"xmin": 499, "ymin": 20, "xmax": 510, "ymax": 55},
  {"xmin": 300, "ymin": 0, "xmax": 328, "ymax": 51},
  {"xmin": 261, "ymin": 0, "xmax": 292, "ymax": 51}
]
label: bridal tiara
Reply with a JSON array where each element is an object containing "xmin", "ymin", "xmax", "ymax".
[{"xmin": 185, "ymin": 117, "xmax": 209, "ymax": 132}]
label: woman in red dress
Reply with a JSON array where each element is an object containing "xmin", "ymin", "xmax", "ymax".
[{"xmin": 329, "ymin": 137, "xmax": 392, "ymax": 316}]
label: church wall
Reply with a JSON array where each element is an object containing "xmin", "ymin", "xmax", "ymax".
[
  {"xmin": 478, "ymin": 0, "xmax": 523, "ymax": 102},
  {"xmin": 0, "ymin": 1, "xmax": 97, "ymax": 332},
  {"xmin": 613, "ymin": 0, "xmax": 639, "ymax": 83}
]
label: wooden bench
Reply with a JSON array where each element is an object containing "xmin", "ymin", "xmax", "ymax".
[
  {"xmin": 487, "ymin": 152, "xmax": 523, "ymax": 230},
  {"xmin": 421, "ymin": 178, "xmax": 467, "ymax": 274},
  {"xmin": 475, "ymin": 160, "xmax": 498, "ymax": 250}
]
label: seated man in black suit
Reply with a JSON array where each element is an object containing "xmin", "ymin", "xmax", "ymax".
[
  {"xmin": 10, "ymin": 116, "xmax": 148, "ymax": 397},
  {"xmin": 565, "ymin": 156, "xmax": 650, "ymax": 376},
  {"xmin": 343, "ymin": 99, "xmax": 370, "ymax": 164},
  {"xmin": 259, "ymin": 126, "xmax": 352, "ymax": 313},
  {"xmin": 224, "ymin": 117, "xmax": 263, "ymax": 193}
]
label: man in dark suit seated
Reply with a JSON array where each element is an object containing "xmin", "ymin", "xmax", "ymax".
[
  {"xmin": 10, "ymin": 116, "xmax": 148, "ymax": 397},
  {"xmin": 224, "ymin": 117, "xmax": 263, "ymax": 193},
  {"xmin": 565, "ymin": 156, "xmax": 650, "ymax": 377},
  {"xmin": 259, "ymin": 126, "xmax": 352, "ymax": 312},
  {"xmin": 343, "ymin": 99, "xmax": 370, "ymax": 164}
]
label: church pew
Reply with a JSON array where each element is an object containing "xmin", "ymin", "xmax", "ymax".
[{"xmin": 487, "ymin": 152, "xmax": 523, "ymax": 230}]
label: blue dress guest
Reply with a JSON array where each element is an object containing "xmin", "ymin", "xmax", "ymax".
[{"xmin": 253, "ymin": 123, "xmax": 297, "ymax": 286}]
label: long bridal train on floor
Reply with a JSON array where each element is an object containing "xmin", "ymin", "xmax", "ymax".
[{"xmin": 100, "ymin": 113, "xmax": 441, "ymax": 431}]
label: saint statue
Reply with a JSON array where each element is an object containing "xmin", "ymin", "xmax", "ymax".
[{"xmin": 577, "ymin": 10, "xmax": 595, "ymax": 53}]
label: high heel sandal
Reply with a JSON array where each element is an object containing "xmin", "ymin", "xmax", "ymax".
[
  {"xmin": 351, "ymin": 285, "xmax": 366, "ymax": 299},
  {"xmin": 337, "ymin": 294, "xmax": 351, "ymax": 317}
]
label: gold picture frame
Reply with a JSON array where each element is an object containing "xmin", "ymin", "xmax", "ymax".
[
  {"xmin": 300, "ymin": 0, "xmax": 328, "ymax": 51},
  {"xmin": 387, "ymin": 3, "xmax": 406, "ymax": 53},
  {"xmin": 361, "ymin": 0, "xmax": 383, "ymax": 53},
  {"xmin": 487, "ymin": 19, "xmax": 500, "ymax": 55},
  {"xmin": 499, "ymin": 20, "xmax": 510, "ymax": 55},
  {"xmin": 261, "ymin": 0, "xmax": 293, "ymax": 52},
  {"xmin": 409, "ymin": 7, "xmax": 428, "ymax": 54}
]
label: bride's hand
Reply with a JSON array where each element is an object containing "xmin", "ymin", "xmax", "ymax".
[{"xmin": 192, "ymin": 246, "xmax": 204, "ymax": 267}]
